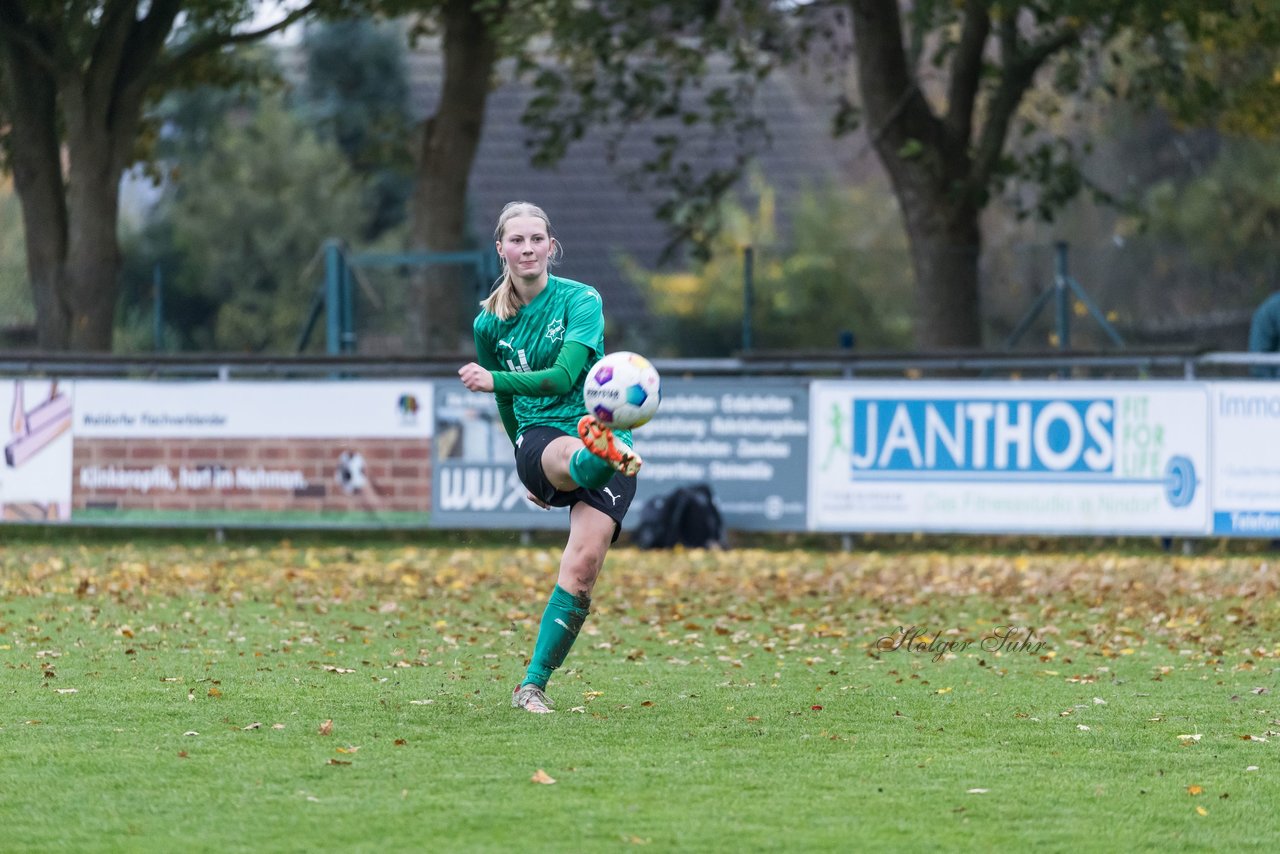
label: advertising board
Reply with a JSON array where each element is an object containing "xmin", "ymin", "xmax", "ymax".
[
  {"xmin": 0, "ymin": 379, "xmax": 74, "ymax": 522},
  {"xmin": 808, "ymin": 381, "xmax": 1210, "ymax": 535},
  {"xmin": 431, "ymin": 378, "xmax": 808, "ymax": 532},
  {"xmin": 71, "ymin": 380, "xmax": 433, "ymax": 527},
  {"xmin": 1208, "ymin": 382, "xmax": 1280, "ymax": 536}
]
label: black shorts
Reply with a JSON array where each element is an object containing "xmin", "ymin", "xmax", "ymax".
[{"xmin": 515, "ymin": 426, "xmax": 637, "ymax": 543}]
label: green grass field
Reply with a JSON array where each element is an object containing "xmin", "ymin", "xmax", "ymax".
[{"xmin": 3, "ymin": 535, "xmax": 1279, "ymax": 852}]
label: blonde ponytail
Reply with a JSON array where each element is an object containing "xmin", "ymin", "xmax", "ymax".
[
  {"xmin": 480, "ymin": 201, "xmax": 563, "ymax": 320},
  {"xmin": 481, "ymin": 278, "xmax": 524, "ymax": 321}
]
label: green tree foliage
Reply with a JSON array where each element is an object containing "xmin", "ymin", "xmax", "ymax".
[
  {"xmin": 1135, "ymin": 137, "xmax": 1280, "ymax": 309},
  {"xmin": 1145, "ymin": 139, "xmax": 1280, "ymax": 260},
  {"xmin": 627, "ymin": 179, "xmax": 913, "ymax": 357},
  {"xmin": 522, "ymin": 1, "xmax": 787, "ymax": 260},
  {"xmin": 1143, "ymin": 0, "xmax": 1280, "ymax": 139},
  {"xmin": 115, "ymin": 217, "xmax": 201, "ymax": 354},
  {"xmin": 146, "ymin": 46, "xmax": 284, "ymax": 166},
  {"xmin": 114, "ymin": 46, "xmax": 283, "ymax": 353},
  {"xmin": 0, "ymin": 0, "xmax": 347, "ymax": 351},
  {"xmin": 299, "ymin": 17, "xmax": 413, "ymax": 239},
  {"xmin": 0, "ymin": 179, "xmax": 34, "ymax": 333},
  {"xmin": 371, "ymin": 0, "xmax": 520, "ymax": 353},
  {"xmin": 524, "ymin": 1, "xmax": 1280, "ymax": 350},
  {"xmin": 149, "ymin": 97, "xmax": 363, "ymax": 352}
]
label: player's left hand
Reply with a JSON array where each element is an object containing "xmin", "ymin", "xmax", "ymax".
[{"xmin": 458, "ymin": 362, "xmax": 494, "ymax": 392}]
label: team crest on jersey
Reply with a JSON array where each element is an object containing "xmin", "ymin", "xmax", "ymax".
[{"xmin": 544, "ymin": 319, "xmax": 565, "ymax": 342}]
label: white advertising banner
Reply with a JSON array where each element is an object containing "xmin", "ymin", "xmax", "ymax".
[
  {"xmin": 1209, "ymin": 382, "xmax": 1280, "ymax": 536},
  {"xmin": 70, "ymin": 380, "xmax": 434, "ymax": 528},
  {"xmin": 74, "ymin": 381, "xmax": 433, "ymax": 438},
  {"xmin": 0, "ymin": 378, "xmax": 74, "ymax": 521},
  {"xmin": 808, "ymin": 381, "xmax": 1210, "ymax": 535}
]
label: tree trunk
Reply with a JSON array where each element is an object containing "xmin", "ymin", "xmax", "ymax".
[
  {"xmin": 63, "ymin": 103, "xmax": 130, "ymax": 351},
  {"xmin": 2, "ymin": 45, "xmax": 71, "ymax": 348},
  {"xmin": 848, "ymin": 0, "xmax": 987, "ymax": 350},
  {"xmin": 848, "ymin": 0, "xmax": 1083, "ymax": 350},
  {"xmin": 3, "ymin": 30, "xmax": 142, "ymax": 352},
  {"xmin": 408, "ymin": 0, "xmax": 503, "ymax": 355},
  {"xmin": 0, "ymin": 0, "xmax": 217, "ymax": 353},
  {"xmin": 900, "ymin": 193, "xmax": 984, "ymax": 350}
]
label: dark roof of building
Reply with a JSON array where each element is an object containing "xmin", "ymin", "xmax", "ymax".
[{"xmin": 402, "ymin": 47, "xmax": 859, "ymax": 334}]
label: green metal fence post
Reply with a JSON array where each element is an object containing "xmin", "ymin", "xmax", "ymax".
[
  {"xmin": 324, "ymin": 239, "xmax": 344, "ymax": 356},
  {"xmin": 153, "ymin": 264, "xmax": 165, "ymax": 352},
  {"xmin": 341, "ymin": 262, "xmax": 356, "ymax": 353},
  {"xmin": 1055, "ymin": 241, "xmax": 1070, "ymax": 350},
  {"xmin": 742, "ymin": 245, "xmax": 754, "ymax": 353}
]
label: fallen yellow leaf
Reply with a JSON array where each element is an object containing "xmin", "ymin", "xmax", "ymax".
[
  {"xmin": 530, "ymin": 769, "xmax": 556, "ymax": 785},
  {"xmin": 1187, "ymin": 785, "xmax": 1203, "ymax": 795}
]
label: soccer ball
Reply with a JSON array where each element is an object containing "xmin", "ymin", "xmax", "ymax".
[{"xmin": 583, "ymin": 351, "xmax": 662, "ymax": 429}]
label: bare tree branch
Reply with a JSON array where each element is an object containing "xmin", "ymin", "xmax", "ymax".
[
  {"xmin": 971, "ymin": 22, "xmax": 1079, "ymax": 189},
  {"xmin": 157, "ymin": 2, "xmax": 319, "ymax": 77},
  {"xmin": 0, "ymin": 3, "xmax": 57, "ymax": 72},
  {"xmin": 85, "ymin": 0, "xmax": 146, "ymax": 113},
  {"xmin": 848, "ymin": 0, "xmax": 940, "ymax": 153},
  {"xmin": 943, "ymin": 0, "xmax": 991, "ymax": 148},
  {"xmin": 118, "ymin": 0, "xmax": 185, "ymax": 93}
]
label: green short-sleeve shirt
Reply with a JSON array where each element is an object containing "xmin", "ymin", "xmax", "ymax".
[{"xmin": 473, "ymin": 275, "xmax": 631, "ymax": 443}]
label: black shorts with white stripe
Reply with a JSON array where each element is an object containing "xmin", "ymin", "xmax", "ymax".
[{"xmin": 514, "ymin": 425, "xmax": 637, "ymax": 543}]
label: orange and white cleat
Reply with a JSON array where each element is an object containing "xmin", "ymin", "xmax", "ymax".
[{"xmin": 577, "ymin": 415, "xmax": 643, "ymax": 477}]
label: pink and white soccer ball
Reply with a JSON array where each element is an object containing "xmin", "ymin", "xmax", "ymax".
[{"xmin": 583, "ymin": 351, "xmax": 662, "ymax": 429}]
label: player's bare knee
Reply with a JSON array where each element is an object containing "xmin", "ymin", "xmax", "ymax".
[
  {"xmin": 562, "ymin": 558, "xmax": 602, "ymax": 591},
  {"xmin": 562, "ymin": 550, "xmax": 604, "ymax": 593}
]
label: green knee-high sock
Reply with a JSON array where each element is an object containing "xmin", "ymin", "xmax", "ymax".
[
  {"xmin": 568, "ymin": 446, "xmax": 614, "ymax": 489},
  {"xmin": 523, "ymin": 584, "xmax": 591, "ymax": 689}
]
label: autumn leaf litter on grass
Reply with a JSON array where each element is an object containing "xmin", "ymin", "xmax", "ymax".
[{"xmin": 6, "ymin": 541, "xmax": 1280, "ymax": 798}]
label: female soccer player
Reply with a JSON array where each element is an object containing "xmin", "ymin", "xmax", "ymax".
[{"xmin": 458, "ymin": 201, "xmax": 642, "ymax": 714}]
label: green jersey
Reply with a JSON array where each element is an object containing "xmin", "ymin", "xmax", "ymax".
[{"xmin": 473, "ymin": 275, "xmax": 630, "ymax": 443}]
